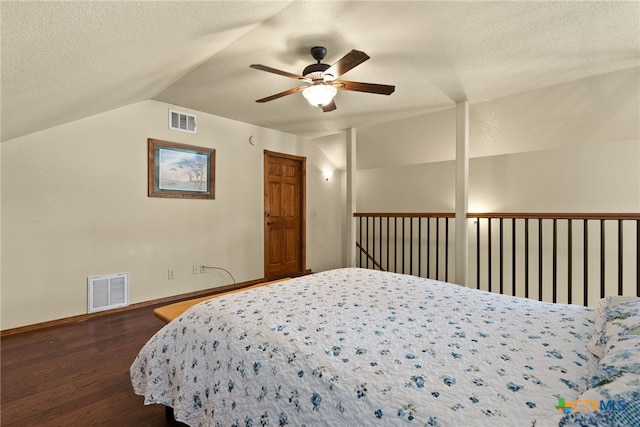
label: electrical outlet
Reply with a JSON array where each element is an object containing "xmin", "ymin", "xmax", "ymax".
[
  {"xmin": 168, "ymin": 269, "xmax": 175, "ymax": 280},
  {"xmin": 200, "ymin": 265, "xmax": 206, "ymax": 273},
  {"xmin": 193, "ymin": 265, "xmax": 199, "ymax": 274}
]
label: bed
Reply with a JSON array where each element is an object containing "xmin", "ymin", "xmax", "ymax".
[{"xmin": 131, "ymin": 268, "xmax": 640, "ymax": 426}]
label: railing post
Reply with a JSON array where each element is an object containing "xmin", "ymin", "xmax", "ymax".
[
  {"xmin": 345, "ymin": 128, "xmax": 357, "ymax": 267},
  {"xmin": 455, "ymin": 100, "xmax": 469, "ymax": 286}
]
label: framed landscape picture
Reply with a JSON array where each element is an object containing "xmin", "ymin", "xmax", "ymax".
[{"xmin": 148, "ymin": 138, "xmax": 215, "ymax": 199}]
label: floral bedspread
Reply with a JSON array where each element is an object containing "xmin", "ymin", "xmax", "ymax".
[{"xmin": 131, "ymin": 268, "xmax": 597, "ymax": 426}]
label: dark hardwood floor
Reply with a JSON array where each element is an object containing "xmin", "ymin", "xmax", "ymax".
[{"xmin": 1, "ymin": 303, "xmax": 186, "ymax": 426}]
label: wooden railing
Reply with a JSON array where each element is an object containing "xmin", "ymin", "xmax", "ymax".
[{"xmin": 354, "ymin": 212, "xmax": 640, "ymax": 306}]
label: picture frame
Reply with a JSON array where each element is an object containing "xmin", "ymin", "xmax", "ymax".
[{"xmin": 148, "ymin": 138, "xmax": 215, "ymax": 199}]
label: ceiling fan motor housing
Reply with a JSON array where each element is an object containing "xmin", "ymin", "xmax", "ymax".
[
  {"xmin": 304, "ymin": 46, "xmax": 332, "ymax": 79},
  {"xmin": 303, "ymin": 63, "xmax": 330, "ymax": 79}
]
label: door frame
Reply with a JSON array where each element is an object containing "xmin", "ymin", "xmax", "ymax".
[{"xmin": 263, "ymin": 150, "xmax": 306, "ymax": 278}]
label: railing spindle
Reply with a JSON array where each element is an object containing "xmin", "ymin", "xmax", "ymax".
[
  {"xmin": 525, "ymin": 218, "xmax": 529, "ymax": 299},
  {"xmin": 476, "ymin": 218, "xmax": 481, "ymax": 290},
  {"xmin": 601, "ymin": 219, "xmax": 606, "ymax": 299},
  {"xmin": 568, "ymin": 219, "xmax": 573, "ymax": 304},
  {"xmin": 436, "ymin": 218, "xmax": 440, "ymax": 280},
  {"xmin": 358, "ymin": 217, "xmax": 362, "ymax": 267},
  {"xmin": 410, "ymin": 218, "xmax": 414, "ymax": 275},
  {"xmin": 394, "ymin": 217, "xmax": 398, "ymax": 273},
  {"xmin": 553, "ymin": 218, "xmax": 557, "ymax": 303},
  {"xmin": 488, "ymin": 218, "xmax": 492, "ymax": 293},
  {"xmin": 385, "ymin": 218, "xmax": 390, "ymax": 272},
  {"xmin": 512, "ymin": 218, "xmax": 516, "ymax": 297},
  {"xmin": 372, "ymin": 217, "xmax": 376, "ymax": 270},
  {"xmin": 401, "ymin": 217, "xmax": 406, "ymax": 274},
  {"xmin": 584, "ymin": 219, "xmax": 589, "ymax": 306},
  {"xmin": 538, "ymin": 219, "xmax": 543, "ymax": 302},
  {"xmin": 499, "ymin": 218, "xmax": 504, "ymax": 295},
  {"xmin": 445, "ymin": 218, "xmax": 449, "ymax": 282},
  {"xmin": 427, "ymin": 217, "xmax": 431, "ymax": 279},
  {"xmin": 618, "ymin": 220, "xmax": 623, "ymax": 296},
  {"xmin": 418, "ymin": 218, "xmax": 422, "ymax": 277}
]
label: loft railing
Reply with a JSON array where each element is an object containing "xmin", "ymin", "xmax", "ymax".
[
  {"xmin": 355, "ymin": 213, "xmax": 454, "ymax": 279},
  {"xmin": 354, "ymin": 212, "xmax": 640, "ymax": 306}
]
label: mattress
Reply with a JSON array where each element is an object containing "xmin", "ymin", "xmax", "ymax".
[{"xmin": 131, "ymin": 268, "xmax": 604, "ymax": 426}]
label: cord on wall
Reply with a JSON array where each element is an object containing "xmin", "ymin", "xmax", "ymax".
[{"xmin": 201, "ymin": 266, "xmax": 236, "ymax": 285}]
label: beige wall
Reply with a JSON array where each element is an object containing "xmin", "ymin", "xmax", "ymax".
[
  {"xmin": 354, "ymin": 67, "xmax": 639, "ymax": 302},
  {"xmin": 299, "ymin": 139, "xmax": 345, "ymax": 273},
  {"xmin": 357, "ymin": 67, "xmax": 640, "ymax": 213},
  {"xmin": 1, "ymin": 100, "xmax": 344, "ymax": 330},
  {"xmin": 3, "ymin": 68, "xmax": 638, "ymax": 328}
]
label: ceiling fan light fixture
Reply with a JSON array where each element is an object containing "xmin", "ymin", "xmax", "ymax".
[
  {"xmin": 252, "ymin": 47, "xmax": 394, "ymax": 112},
  {"xmin": 302, "ymin": 83, "xmax": 337, "ymax": 107}
]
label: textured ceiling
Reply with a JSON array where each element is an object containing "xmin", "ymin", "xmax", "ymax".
[{"xmin": 2, "ymin": 1, "xmax": 639, "ymax": 143}]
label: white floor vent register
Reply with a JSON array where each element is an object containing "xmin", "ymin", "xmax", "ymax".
[{"xmin": 88, "ymin": 272, "xmax": 129, "ymax": 313}]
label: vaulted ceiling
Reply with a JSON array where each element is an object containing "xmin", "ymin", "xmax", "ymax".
[{"xmin": 2, "ymin": 1, "xmax": 639, "ymax": 143}]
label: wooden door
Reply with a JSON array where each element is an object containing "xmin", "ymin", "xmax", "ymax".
[{"xmin": 264, "ymin": 151, "xmax": 306, "ymax": 279}]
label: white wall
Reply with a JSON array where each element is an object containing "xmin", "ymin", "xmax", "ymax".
[{"xmin": 1, "ymin": 100, "xmax": 343, "ymax": 330}]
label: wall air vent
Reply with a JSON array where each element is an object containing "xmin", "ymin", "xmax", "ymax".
[
  {"xmin": 169, "ymin": 109, "xmax": 197, "ymax": 134},
  {"xmin": 88, "ymin": 272, "xmax": 129, "ymax": 313}
]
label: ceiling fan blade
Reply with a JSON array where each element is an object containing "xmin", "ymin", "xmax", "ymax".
[
  {"xmin": 334, "ymin": 80, "xmax": 395, "ymax": 95},
  {"xmin": 321, "ymin": 100, "xmax": 337, "ymax": 112},
  {"xmin": 323, "ymin": 50, "xmax": 370, "ymax": 79},
  {"xmin": 256, "ymin": 86, "xmax": 305, "ymax": 103},
  {"xmin": 250, "ymin": 64, "xmax": 305, "ymax": 80}
]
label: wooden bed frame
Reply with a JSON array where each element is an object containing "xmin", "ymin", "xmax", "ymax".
[{"xmin": 154, "ymin": 278, "xmax": 290, "ymax": 324}]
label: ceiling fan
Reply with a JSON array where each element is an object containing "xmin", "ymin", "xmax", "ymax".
[{"xmin": 250, "ymin": 46, "xmax": 395, "ymax": 112}]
